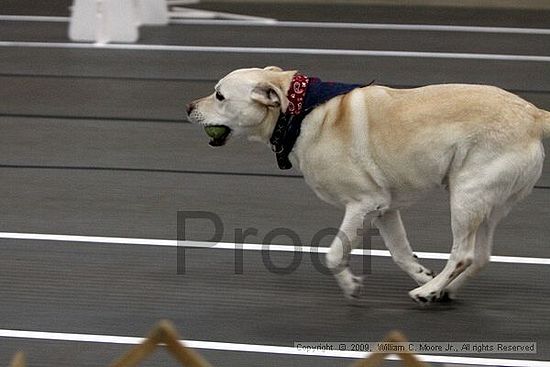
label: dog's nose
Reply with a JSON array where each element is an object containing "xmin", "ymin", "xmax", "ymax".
[{"xmin": 186, "ymin": 102, "xmax": 195, "ymax": 117}]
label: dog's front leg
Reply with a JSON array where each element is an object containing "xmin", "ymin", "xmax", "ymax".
[
  {"xmin": 373, "ymin": 210, "xmax": 435, "ymax": 285},
  {"xmin": 326, "ymin": 204, "xmax": 372, "ymax": 299}
]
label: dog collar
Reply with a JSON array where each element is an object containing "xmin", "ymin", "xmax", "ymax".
[{"xmin": 270, "ymin": 73, "xmax": 369, "ymax": 170}]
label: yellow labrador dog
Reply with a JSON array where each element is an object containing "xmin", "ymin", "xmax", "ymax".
[{"xmin": 187, "ymin": 66, "xmax": 550, "ymax": 304}]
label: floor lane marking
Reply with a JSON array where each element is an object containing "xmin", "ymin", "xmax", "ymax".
[
  {"xmin": 0, "ymin": 41, "xmax": 549, "ymax": 62},
  {"xmin": 169, "ymin": 19, "xmax": 550, "ymax": 35},
  {"xmin": 0, "ymin": 328, "xmax": 547, "ymax": 366},
  {"xmin": 0, "ymin": 15, "xmax": 68, "ymax": 22},
  {"xmin": 1, "ymin": 15, "xmax": 550, "ymax": 35},
  {"xmin": 0, "ymin": 232, "xmax": 549, "ymax": 265}
]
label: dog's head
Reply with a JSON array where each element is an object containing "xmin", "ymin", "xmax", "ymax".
[{"xmin": 187, "ymin": 66, "xmax": 296, "ymax": 146}]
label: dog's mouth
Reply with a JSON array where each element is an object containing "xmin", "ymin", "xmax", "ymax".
[{"xmin": 204, "ymin": 125, "xmax": 232, "ymax": 147}]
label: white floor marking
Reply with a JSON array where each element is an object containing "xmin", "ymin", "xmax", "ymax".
[
  {"xmin": 0, "ymin": 41, "xmax": 548, "ymax": 62},
  {"xmin": 0, "ymin": 231, "xmax": 549, "ymax": 265},
  {"xmin": 0, "ymin": 15, "xmax": 69, "ymax": 22},
  {"xmin": 1, "ymin": 14, "xmax": 550, "ymax": 35},
  {"xmin": 168, "ymin": 19, "xmax": 550, "ymax": 35},
  {"xmin": 0, "ymin": 328, "xmax": 548, "ymax": 366}
]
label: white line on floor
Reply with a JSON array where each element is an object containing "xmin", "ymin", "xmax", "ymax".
[
  {"xmin": 168, "ymin": 19, "xmax": 550, "ymax": 35},
  {"xmin": 1, "ymin": 14, "xmax": 549, "ymax": 35},
  {"xmin": 0, "ymin": 328, "xmax": 547, "ymax": 367},
  {"xmin": 0, "ymin": 41, "xmax": 549, "ymax": 62},
  {"xmin": 0, "ymin": 15, "xmax": 69, "ymax": 22},
  {"xmin": 0, "ymin": 232, "xmax": 549, "ymax": 265}
]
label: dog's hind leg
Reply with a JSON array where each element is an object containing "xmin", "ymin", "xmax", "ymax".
[
  {"xmin": 440, "ymin": 143, "xmax": 543, "ymax": 302},
  {"xmin": 326, "ymin": 204, "xmax": 373, "ymax": 299},
  {"xmin": 408, "ymin": 151, "xmax": 541, "ymax": 304},
  {"xmin": 373, "ymin": 210, "xmax": 435, "ymax": 285},
  {"xmin": 443, "ymin": 183, "xmax": 536, "ymax": 300},
  {"xmin": 408, "ymin": 186, "xmax": 484, "ymax": 304},
  {"xmin": 441, "ymin": 217, "xmax": 495, "ymax": 300}
]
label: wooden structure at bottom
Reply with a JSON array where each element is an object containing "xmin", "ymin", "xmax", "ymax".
[{"xmin": 8, "ymin": 320, "xmax": 429, "ymax": 367}]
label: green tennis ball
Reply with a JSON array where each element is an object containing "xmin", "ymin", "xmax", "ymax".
[{"xmin": 204, "ymin": 125, "xmax": 229, "ymax": 139}]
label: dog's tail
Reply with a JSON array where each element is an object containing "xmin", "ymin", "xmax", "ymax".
[{"xmin": 540, "ymin": 109, "xmax": 550, "ymax": 139}]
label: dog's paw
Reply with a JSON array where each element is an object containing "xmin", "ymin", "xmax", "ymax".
[
  {"xmin": 346, "ymin": 275, "xmax": 365, "ymax": 299},
  {"xmin": 436, "ymin": 290, "xmax": 456, "ymax": 303},
  {"xmin": 408, "ymin": 286, "xmax": 443, "ymax": 305},
  {"xmin": 412, "ymin": 265, "xmax": 436, "ymax": 285},
  {"xmin": 337, "ymin": 273, "xmax": 364, "ymax": 300}
]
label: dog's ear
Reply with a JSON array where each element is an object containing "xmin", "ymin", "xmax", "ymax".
[
  {"xmin": 251, "ymin": 82, "xmax": 288, "ymax": 112},
  {"xmin": 263, "ymin": 66, "xmax": 283, "ymax": 72}
]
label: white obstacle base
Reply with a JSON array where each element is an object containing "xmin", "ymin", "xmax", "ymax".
[
  {"xmin": 69, "ymin": 0, "xmax": 168, "ymax": 44},
  {"xmin": 68, "ymin": 0, "xmax": 274, "ymax": 44},
  {"xmin": 167, "ymin": 0, "xmax": 275, "ymax": 22}
]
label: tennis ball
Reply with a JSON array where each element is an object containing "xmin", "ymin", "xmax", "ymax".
[
  {"xmin": 204, "ymin": 125, "xmax": 229, "ymax": 139},
  {"xmin": 204, "ymin": 125, "xmax": 231, "ymax": 146}
]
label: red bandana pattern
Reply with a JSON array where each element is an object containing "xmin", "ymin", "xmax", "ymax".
[{"xmin": 286, "ymin": 74, "xmax": 309, "ymax": 116}]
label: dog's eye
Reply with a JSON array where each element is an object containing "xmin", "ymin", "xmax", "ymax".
[{"xmin": 215, "ymin": 91, "xmax": 225, "ymax": 101}]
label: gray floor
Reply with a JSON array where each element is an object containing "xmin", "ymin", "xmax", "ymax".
[{"xmin": 0, "ymin": 2, "xmax": 549, "ymax": 367}]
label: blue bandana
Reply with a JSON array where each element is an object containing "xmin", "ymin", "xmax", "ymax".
[{"xmin": 304, "ymin": 78, "xmax": 365, "ymax": 112}]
